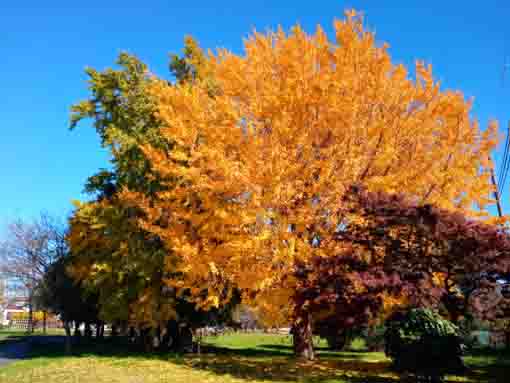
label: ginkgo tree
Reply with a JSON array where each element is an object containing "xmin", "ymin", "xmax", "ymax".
[
  {"xmin": 123, "ymin": 10, "xmax": 504, "ymax": 358},
  {"xmin": 68, "ymin": 41, "xmax": 238, "ymax": 350}
]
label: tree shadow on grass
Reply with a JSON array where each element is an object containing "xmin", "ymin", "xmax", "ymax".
[
  {"xmin": 180, "ymin": 354, "xmax": 400, "ymax": 383},
  {"xmin": 180, "ymin": 353, "xmax": 510, "ymax": 383},
  {"xmin": 461, "ymin": 347, "xmax": 510, "ymax": 383},
  {"xmin": 22, "ymin": 336, "xmax": 510, "ymax": 383},
  {"xmin": 0, "ymin": 334, "xmax": 26, "ymax": 347},
  {"xmin": 259, "ymin": 344, "xmax": 381, "ymax": 359},
  {"xmin": 25, "ymin": 336, "xmax": 155, "ymax": 360},
  {"xmin": 21, "ymin": 337, "xmax": 399, "ymax": 382}
]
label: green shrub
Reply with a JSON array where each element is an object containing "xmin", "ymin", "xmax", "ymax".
[{"xmin": 384, "ymin": 308, "xmax": 465, "ymax": 382}]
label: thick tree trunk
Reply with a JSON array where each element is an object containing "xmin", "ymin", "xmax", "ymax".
[
  {"xmin": 64, "ymin": 322, "xmax": 72, "ymax": 354},
  {"xmin": 292, "ymin": 311, "xmax": 315, "ymax": 360}
]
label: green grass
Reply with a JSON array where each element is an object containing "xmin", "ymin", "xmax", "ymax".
[{"xmin": 0, "ymin": 332, "xmax": 508, "ymax": 382}]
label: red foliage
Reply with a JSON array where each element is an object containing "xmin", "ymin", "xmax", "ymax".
[{"xmin": 293, "ymin": 185, "xmax": 510, "ymax": 331}]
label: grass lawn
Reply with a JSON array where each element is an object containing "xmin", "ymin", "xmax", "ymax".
[{"xmin": 0, "ymin": 332, "xmax": 508, "ymax": 382}]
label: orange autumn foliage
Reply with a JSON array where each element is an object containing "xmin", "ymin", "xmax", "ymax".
[{"xmin": 123, "ymin": 10, "xmax": 500, "ymax": 322}]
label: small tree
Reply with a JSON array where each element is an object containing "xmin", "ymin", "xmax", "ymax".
[{"xmin": 0, "ymin": 213, "xmax": 66, "ymax": 332}]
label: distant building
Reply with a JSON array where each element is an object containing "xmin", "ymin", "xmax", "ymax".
[
  {"xmin": 2, "ymin": 297, "xmax": 29, "ymax": 325},
  {"xmin": 1, "ymin": 276, "xmax": 29, "ymax": 326}
]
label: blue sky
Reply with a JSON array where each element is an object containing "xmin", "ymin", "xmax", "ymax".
[{"xmin": 1, "ymin": 1, "xmax": 510, "ymax": 228}]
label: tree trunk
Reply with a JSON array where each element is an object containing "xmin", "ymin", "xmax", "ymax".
[
  {"xmin": 141, "ymin": 328, "xmax": 153, "ymax": 352},
  {"xmin": 64, "ymin": 322, "xmax": 72, "ymax": 354},
  {"xmin": 43, "ymin": 311, "xmax": 47, "ymax": 334},
  {"xmin": 292, "ymin": 311, "xmax": 315, "ymax": 360},
  {"xmin": 120, "ymin": 321, "xmax": 129, "ymax": 337},
  {"xmin": 163, "ymin": 320, "xmax": 179, "ymax": 351},
  {"xmin": 74, "ymin": 321, "xmax": 82, "ymax": 338},
  {"xmin": 193, "ymin": 328, "xmax": 201, "ymax": 355},
  {"xmin": 84, "ymin": 322, "xmax": 92, "ymax": 339},
  {"xmin": 178, "ymin": 325, "xmax": 193, "ymax": 353},
  {"xmin": 111, "ymin": 323, "xmax": 118, "ymax": 337},
  {"xmin": 27, "ymin": 291, "xmax": 34, "ymax": 333},
  {"xmin": 128, "ymin": 326, "xmax": 136, "ymax": 344}
]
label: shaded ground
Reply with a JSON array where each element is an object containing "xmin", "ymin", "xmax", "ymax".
[
  {"xmin": 0, "ymin": 331, "xmax": 31, "ymax": 367},
  {"xmin": 0, "ymin": 332, "xmax": 508, "ymax": 382},
  {"xmin": 0, "ymin": 341, "xmax": 30, "ymax": 367},
  {"xmin": 0, "ymin": 331, "xmax": 65, "ymax": 367}
]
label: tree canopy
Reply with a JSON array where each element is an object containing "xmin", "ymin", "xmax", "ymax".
[
  {"xmin": 67, "ymin": 38, "xmax": 239, "ymax": 339},
  {"xmin": 61, "ymin": 10, "xmax": 510, "ymax": 358},
  {"xmin": 126, "ymin": 11, "xmax": 501, "ymax": 328}
]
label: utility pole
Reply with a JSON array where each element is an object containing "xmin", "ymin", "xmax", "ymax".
[{"xmin": 490, "ymin": 160, "xmax": 504, "ymax": 218}]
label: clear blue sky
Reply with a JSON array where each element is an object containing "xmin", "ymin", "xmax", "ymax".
[{"xmin": 1, "ymin": 1, "xmax": 509, "ymax": 227}]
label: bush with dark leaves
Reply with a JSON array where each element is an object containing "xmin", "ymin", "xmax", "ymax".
[{"xmin": 384, "ymin": 308, "xmax": 465, "ymax": 382}]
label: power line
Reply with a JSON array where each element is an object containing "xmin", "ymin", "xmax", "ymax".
[
  {"xmin": 498, "ymin": 126, "xmax": 509, "ymax": 188},
  {"xmin": 498, "ymin": 123, "xmax": 510, "ymax": 192}
]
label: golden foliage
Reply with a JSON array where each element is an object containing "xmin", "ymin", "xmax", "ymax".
[{"xmin": 128, "ymin": 10, "xmax": 500, "ymax": 321}]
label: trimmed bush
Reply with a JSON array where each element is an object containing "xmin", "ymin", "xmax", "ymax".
[{"xmin": 384, "ymin": 308, "xmax": 465, "ymax": 382}]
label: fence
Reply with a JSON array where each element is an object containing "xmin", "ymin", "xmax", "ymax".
[{"xmin": 8, "ymin": 318, "xmax": 63, "ymax": 330}]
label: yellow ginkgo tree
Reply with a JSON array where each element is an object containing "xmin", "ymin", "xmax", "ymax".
[{"xmin": 124, "ymin": 10, "xmax": 501, "ymax": 358}]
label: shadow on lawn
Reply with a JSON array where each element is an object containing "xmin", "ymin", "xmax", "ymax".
[
  {"xmin": 182, "ymin": 354, "xmax": 399, "ymax": 383},
  {"xmin": 0, "ymin": 333, "xmax": 28, "ymax": 347},
  {"xmin": 180, "ymin": 348, "xmax": 510, "ymax": 383},
  {"xmin": 26, "ymin": 337, "xmax": 399, "ymax": 382},
  {"xmin": 259, "ymin": 343, "xmax": 377, "ymax": 358},
  {"xmin": 23, "ymin": 336, "xmax": 510, "ymax": 383}
]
